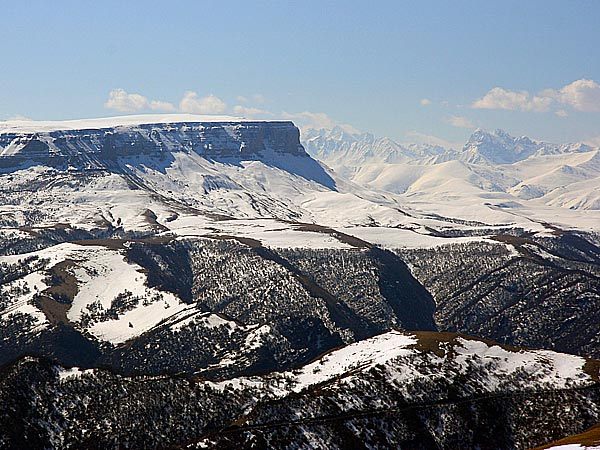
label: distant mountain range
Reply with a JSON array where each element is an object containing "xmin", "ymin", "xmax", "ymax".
[
  {"xmin": 303, "ymin": 127, "xmax": 600, "ymax": 210},
  {"xmin": 462, "ymin": 128, "xmax": 594, "ymax": 164}
]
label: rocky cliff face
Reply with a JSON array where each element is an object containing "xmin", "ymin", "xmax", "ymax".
[{"xmin": 0, "ymin": 120, "xmax": 306, "ymax": 169}]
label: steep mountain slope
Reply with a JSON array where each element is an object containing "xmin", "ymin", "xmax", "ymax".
[
  {"xmin": 0, "ymin": 233, "xmax": 439, "ymax": 377},
  {"xmin": 302, "ymin": 126, "xmax": 451, "ymax": 177},
  {"xmin": 1, "ymin": 331, "xmax": 598, "ymax": 449},
  {"xmin": 398, "ymin": 235, "xmax": 600, "ymax": 358}
]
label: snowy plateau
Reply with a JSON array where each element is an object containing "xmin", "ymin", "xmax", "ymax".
[{"xmin": 0, "ymin": 114, "xmax": 599, "ymax": 449}]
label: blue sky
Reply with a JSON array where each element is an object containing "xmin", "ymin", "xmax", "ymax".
[{"xmin": 2, "ymin": 0, "xmax": 599, "ymax": 146}]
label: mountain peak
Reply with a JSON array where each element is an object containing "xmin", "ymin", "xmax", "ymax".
[
  {"xmin": 467, "ymin": 128, "xmax": 515, "ymax": 143},
  {"xmin": 462, "ymin": 128, "xmax": 591, "ymax": 164}
]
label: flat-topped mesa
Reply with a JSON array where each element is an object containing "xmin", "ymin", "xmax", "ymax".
[{"xmin": 0, "ymin": 116, "xmax": 307, "ymax": 169}]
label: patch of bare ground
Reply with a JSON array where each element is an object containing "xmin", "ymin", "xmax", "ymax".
[
  {"xmin": 584, "ymin": 359, "xmax": 600, "ymax": 382},
  {"xmin": 45, "ymin": 260, "xmax": 78, "ymax": 301},
  {"xmin": 533, "ymin": 423, "xmax": 600, "ymax": 449},
  {"xmin": 203, "ymin": 234, "xmax": 262, "ymax": 248},
  {"xmin": 490, "ymin": 234, "xmax": 542, "ymax": 259},
  {"xmin": 490, "ymin": 234, "xmax": 567, "ymax": 262},
  {"xmin": 18, "ymin": 222, "xmax": 72, "ymax": 237},
  {"xmin": 36, "ymin": 296, "xmax": 71, "ymax": 325},
  {"xmin": 491, "ymin": 234, "xmax": 534, "ymax": 247},
  {"xmin": 411, "ymin": 331, "xmax": 462, "ymax": 357},
  {"xmin": 70, "ymin": 238, "xmax": 126, "ymax": 250},
  {"xmin": 35, "ymin": 259, "xmax": 79, "ymax": 324},
  {"xmin": 69, "ymin": 235, "xmax": 176, "ymax": 250},
  {"xmin": 287, "ymin": 221, "xmax": 372, "ymax": 249},
  {"xmin": 141, "ymin": 209, "xmax": 169, "ymax": 232},
  {"xmin": 411, "ymin": 330, "xmax": 532, "ymax": 358}
]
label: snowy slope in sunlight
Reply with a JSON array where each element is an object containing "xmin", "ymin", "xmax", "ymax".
[
  {"xmin": 266, "ymin": 330, "xmax": 592, "ymax": 394},
  {"xmin": 304, "ymin": 127, "xmax": 600, "ymax": 217},
  {"xmin": 0, "ymin": 243, "xmax": 189, "ymax": 343}
]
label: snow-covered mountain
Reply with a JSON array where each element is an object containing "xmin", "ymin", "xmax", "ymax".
[
  {"xmin": 0, "ymin": 115, "xmax": 428, "ymax": 232},
  {"xmin": 303, "ymin": 126, "xmax": 452, "ymax": 177},
  {"xmin": 303, "ymin": 127, "xmax": 600, "ymax": 211},
  {"xmin": 461, "ymin": 128, "xmax": 594, "ymax": 164},
  {"xmin": 0, "ymin": 115, "xmax": 599, "ymax": 448}
]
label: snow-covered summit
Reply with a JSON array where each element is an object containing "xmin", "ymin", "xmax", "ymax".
[
  {"xmin": 302, "ymin": 126, "xmax": 450, "ymax": 178},
  {"xmin": 302, "ymin": 126, "xmax": 600, "ymax": 212},
  {"xmin": 304, "ymin": 126, "xmax": 596, "ymax": 168},
  {"xmin": 461, "ymin": 128, "xmax": 594, "ymax": 164}
]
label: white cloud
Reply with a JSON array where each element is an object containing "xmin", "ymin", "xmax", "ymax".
[
  {"xmin": 405, "ymin": 131, "xmax": 462, "ymax": 150},
  {"xmin": 472, "ymin": 87, "xmax": 551, "ymax": 112},
  {"xmin": 105, "ymin": 88, "xmax": 175, "ymax": 113},
  {"xmin": 232, "ymin": 105, "xmax": 271, "ymax": 117},
  {"xmin": 549, "ymin": 79, "xmax": 600, "ymax": 112},
  {"xmin": 179, "ymin": 91, "xmax": 227, "ymax": 114},
  {"xmin": 282, "ymin": 111, "xmax": 335, "ymax": 129},
  {"xmin": 472, "ymin": 79, "xmax": 600, "ymax": 113},
  {"xmin": 105, "ymin": 89, "xmax": 150, "ymax": 112},
  {"xmin": 446, "ymin": 115, "xmax": 475, "ymax": 129},
  {"xmin": 281, "ymin": 111, "xmax": 360, "ymax": 134},
  {"xmin": 105, "ymin": 89, "xmax": 227, "ymax": 115},
  {"xmin": 236, "ymin": 94, "xmax": 266, "ymax": 105},
  {"xmin": 420, "ymin": 98, "xmax": 432, "ymax": 106}
]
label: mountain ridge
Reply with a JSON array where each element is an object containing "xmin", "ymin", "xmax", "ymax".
[
  {"xmin": 2, "ymin": 329, "xmax": 598, "ymax": 449},
  {"xmin": 304, "ymin": 125, "xmax": 597, "ymax": 166},
  {"xmin": 303, "ymin": 126, "xmax": 600, "ymax": 211}
]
